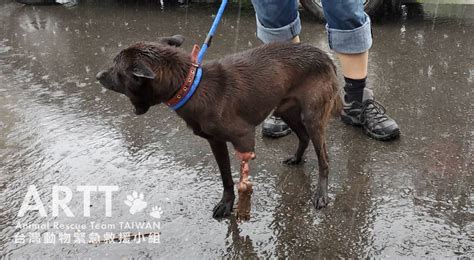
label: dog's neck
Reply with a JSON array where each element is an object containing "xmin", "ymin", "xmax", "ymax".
[
  {"xmin": 151, "ymin": 48, "xmax": 194, "ymax": 104},
  {"xmin": 173, "ymin": 61, "xmax": 225, "ymax": 124},
  {"xmin": 150, "ymin": 47, "xmax": 223, "ymax": 123},
  {"xmin": 164, "ymin": 45, "xmax": 200, "ymax": 108}
]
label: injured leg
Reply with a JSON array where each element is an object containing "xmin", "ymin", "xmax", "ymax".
[{"xmin": 235, "ymin": 151, "xmax": 256, "ymax": 221}]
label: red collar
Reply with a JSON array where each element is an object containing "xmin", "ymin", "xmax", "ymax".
[{"xmin": 165, "ymin": 44, "xmax": 200, "ymax": 107}]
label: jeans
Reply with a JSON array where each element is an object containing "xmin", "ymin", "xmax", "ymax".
[{"xmin": 250, "ymin": 0, "xmax": 372, "ymax": 54}]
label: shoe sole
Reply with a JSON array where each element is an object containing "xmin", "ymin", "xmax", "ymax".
[
  {"xmin": 364, "ymin": 127, "xmax": 400, "ymax": 141},
  {"xmin": 262, "ymin": 128, "xmax": 292, "ymax": 138},
  {"xmin": 341, "ymin": 115, "xmax": 400, "ymax": 141}
]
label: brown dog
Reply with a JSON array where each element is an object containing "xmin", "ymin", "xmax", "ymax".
[{"xmin": 96, "ymin": 35, "xmax": 341, "ymax": 219}]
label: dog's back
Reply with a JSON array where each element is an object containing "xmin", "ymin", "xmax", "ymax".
[
  {"xmin": 202, "ymin": 42, "xmax": 341, "ymax": 125},
  {"xmin": 218, "ymin": 42, "xmax": 336, "ymax": 85}
]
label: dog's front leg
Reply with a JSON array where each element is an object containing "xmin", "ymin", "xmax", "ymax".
[
  {"xmin": 235, "ymin": 151, "xmax": 256, "ymax": 221},
  {"xmin": 208, "ymin": 140, "xmax": 235, "ymax": 219}
]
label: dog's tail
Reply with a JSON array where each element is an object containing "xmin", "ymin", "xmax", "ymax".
[
  {"xmin": 328, "ymin": 66, "xmax": 343, "ymax": 118},
  {"xmin": 321, "ymin": 78, "xmax": 342, "ymax": 128},
  {"xmin": 327, "ymin": 61, "xmax": 343, "ymax": 119},
  {"xmin": 330, "ymin": 85, "xmax": 343, "ymax": 118}
]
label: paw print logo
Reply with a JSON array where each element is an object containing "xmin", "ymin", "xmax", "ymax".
[
  {"xmin": 124, "ymin": 191, "xmax": 147, "ymax": 214},
  {"xmin": 149, "ymin": 206, "xmax": 163, "ymax": 219}
]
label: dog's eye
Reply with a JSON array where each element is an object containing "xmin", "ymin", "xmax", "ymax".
[{"xmin": 117, "ymin": 72, "xmax": 134, "ymax": 85}]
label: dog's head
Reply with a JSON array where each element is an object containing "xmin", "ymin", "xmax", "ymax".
[{"xmin": 96, "ymin": 35, "xmax": 185, "ymax": 115}]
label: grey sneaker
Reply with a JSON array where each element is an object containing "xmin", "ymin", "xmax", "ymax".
[
  {"xmin": 341, "ymin": 89, "xmax": 400, "ymax": 141},
  {"xmin": 262, "ymin": 116, "xmax": 292, "ymax": 138}
]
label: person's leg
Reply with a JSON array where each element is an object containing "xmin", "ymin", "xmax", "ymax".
[
  {"xmin": 337, "ymin": 52, "xmax": 368, "ymax": 80},
  {"xmin": 338, "ymin": 52, "xmax": 368, "ymax": 103},
  {"xmin": 251, "ymin": 0, "xmax": 300, "ymax": 44},
  {"xmin": 251, "ymin": 0, "xmax": 299, "ymax": 138},
  {"xmin": 322, "ymin": 0, "xmax": 400, "ymax": 141}
]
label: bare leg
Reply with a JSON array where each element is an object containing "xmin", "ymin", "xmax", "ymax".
[
  {"xmin": 235, "ymin": 151, "xmax": 256, "ymax": 221},
  {"xmin": 291, "ymin": 35, "xmax": 300, "ymax": 43},
  {"xmin": 336, "ymin": 51, "xmax": 368, "ymax": 79}
]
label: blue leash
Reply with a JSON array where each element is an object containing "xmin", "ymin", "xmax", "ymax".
[
  {"xmin": 170, "ymin": 0, "xmax": 228, "ymax": 110},
  {"xmin": 197, "ymin": 0, "xmax": 228, "ymax": 64}
]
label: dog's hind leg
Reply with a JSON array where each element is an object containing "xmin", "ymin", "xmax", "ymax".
[
  {"xmin": 302, "ymin": 107, "xmax": 331, "ymax": 209},
  {"xmin": 208, "ymin": 140, "xmax": 235, "ymax": 219},
  {"xmin": 274, "ymin": 104, "xmax": 310, "ymax": 165}
]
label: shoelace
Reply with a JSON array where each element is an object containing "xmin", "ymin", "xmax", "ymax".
[
  {"xmin": 269, "ymin": 115, "xmax": 283, "ymax": 122},
  {"xmin": 359, "ymin": 99, "xmax": 389, "ymax": 125}
]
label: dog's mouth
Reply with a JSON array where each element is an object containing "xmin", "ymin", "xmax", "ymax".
[{"xmin": 133, "ymin": 103, "xmax": 150, "ymax": 115}]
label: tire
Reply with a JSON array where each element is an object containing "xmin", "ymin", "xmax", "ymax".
[
  {"xmin": 388, "ymin": 0, "xmax": 403, "ymax": 16},
  {"xmin": 300, "ymin": 0, "xmax": 385, "ymax": 21}
]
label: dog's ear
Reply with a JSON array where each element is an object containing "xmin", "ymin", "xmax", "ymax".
[
  {"xmin": 159, "ymin": 35, "xmax": 185, "ymax": 47},
  {"xmin": 132, "ymin": 62, "xmax": 155, "ymax": 79}
]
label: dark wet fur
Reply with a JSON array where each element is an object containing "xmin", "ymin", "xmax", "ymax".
[{"xmin": 97, "ymin": 36, "xmax": 342, "ymax": 218}]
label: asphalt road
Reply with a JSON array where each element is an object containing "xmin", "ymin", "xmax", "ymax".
[{"xmin": 0, "ymin": 0, "xmax": 472, "ymax": 258}]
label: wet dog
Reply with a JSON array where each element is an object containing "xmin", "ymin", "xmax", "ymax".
[{"xmin": 97, "ymin": 35, "xmax": 341, "ymax": 219}]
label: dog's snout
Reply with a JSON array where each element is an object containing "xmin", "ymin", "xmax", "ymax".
[{"xmin": 96, "ymin": 70, "xmax": 107, "ymax": 81}]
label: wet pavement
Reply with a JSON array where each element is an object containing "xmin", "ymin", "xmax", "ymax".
[{"xmin": 0, "ymin": 0, "xmax": 473, "ymax": 258}]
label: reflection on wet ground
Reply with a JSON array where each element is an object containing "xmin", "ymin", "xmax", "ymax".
[{"xmin": 0, "ymin": 0, "xmax": 472, "ymax": 258}]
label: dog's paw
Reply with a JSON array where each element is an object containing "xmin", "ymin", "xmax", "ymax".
[
  {"xmin": 212, "ymin": 199, "xmax": 234, "ymax": 219},
  {"xmin": 311, "ymin": 190, "xmax": 329, "ymax": 209},
  {"xmin": 283, "ymin": 156, "xmax": 304, "ymax": 165}
]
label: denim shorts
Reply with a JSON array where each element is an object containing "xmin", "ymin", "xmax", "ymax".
[{"xmin": 250, "ymin": 0, "xmax": 372, "ymax": 54}]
